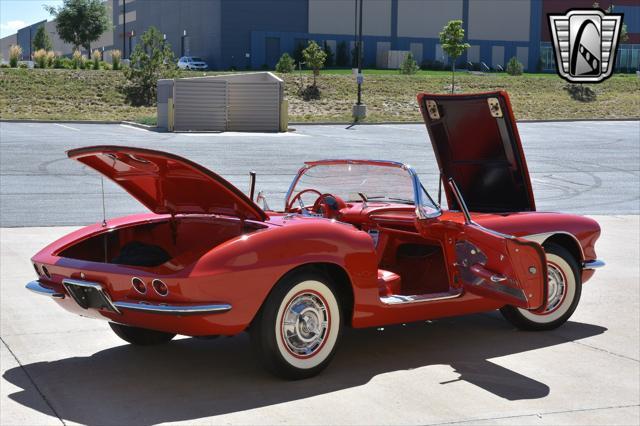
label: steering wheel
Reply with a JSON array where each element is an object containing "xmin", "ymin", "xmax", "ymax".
[
  {"xmin": 286, "ymin": 188, "xmax": 323, "ymax": 212},
  {"xmin": 313, "ymin": 193, "xmax": 346, "ymax": 219}
]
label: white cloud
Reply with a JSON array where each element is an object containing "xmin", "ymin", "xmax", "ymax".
[{"xmin": 1, "ymin": 20, "xmax": 26, "ymax": 33}]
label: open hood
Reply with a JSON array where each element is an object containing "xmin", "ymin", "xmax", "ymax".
[
  {"xmin": 68, "ymin": 146, "xmax": 267, "ymax": 221},
  {"xmin": 418, "ymin": 91, "xmax": 535, "ymax": 213}
]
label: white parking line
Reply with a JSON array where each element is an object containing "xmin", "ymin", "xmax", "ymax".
[
  {"xmin": 53, "ymin": 123, "xmax": 80, "ymax": 131},
  {"xmin": 120, "ymin": 124, "xmax": 150, "ymax": 132}
]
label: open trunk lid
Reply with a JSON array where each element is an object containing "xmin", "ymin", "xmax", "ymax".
[
  {"xmin": 417, "ymin": 91, "xmax": 535, "ymax": 213},
  {"xmin": 68, "ymin": 146, "xmax": 268, "ymax": 221}
]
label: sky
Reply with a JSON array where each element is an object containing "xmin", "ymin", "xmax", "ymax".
[{"xmin": 0, "ymin": 0, "xmax": 63, "ymax": 38}]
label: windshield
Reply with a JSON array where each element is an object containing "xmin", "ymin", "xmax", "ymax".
[
  {"xmin": 191, "ymin": 57, "xmax": 203, "ymax": 62},
  {"xmin": 286, "ymin": 161, "xmax": 440, "ymax": 213}
]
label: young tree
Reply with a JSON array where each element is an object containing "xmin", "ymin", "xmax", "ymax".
[
  {"xmin": 302, "ymin": 40, "xmax": 327, "ymax": 87},
  {"xmin": 123, "ymin": 26, "xmax": 176, "ymax": 106},
  {"xmin": 439, "ymin": 20, "xmax": 470, "ymax": 93},
  {"xmin": 32, "ymin": 26, "xmax": 53, "ymax": 51},
  {"xmin": 336, "ymin": 41, "xmax": 349, "ymax": 67},
  {"xmin": 506, "ymin": 56, "xmax": 523, "ymax": 76},
  {"xmin": 400, "ymin": 52, "xmax": 418, "ymax": 74},
  {"xmin": 45, "ymin": 0, "xmax": 110, "ymax": 53},
  {"xmin": 275, "ymin": 52, "xmax": 295, "ymax": 73}
]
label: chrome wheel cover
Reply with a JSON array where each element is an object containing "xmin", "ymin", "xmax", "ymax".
[
  {"xmin": 281, "ymin": 292, "xmax": 329, "ymax": 358},
  {"xmin": 544, "ymin": 263, "xmax": 566, "ymax": 313}
]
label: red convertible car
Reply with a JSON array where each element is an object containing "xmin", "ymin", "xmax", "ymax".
[{"xmin": 27, "ymin": 92, "xmax": 603, "ymax": 379}]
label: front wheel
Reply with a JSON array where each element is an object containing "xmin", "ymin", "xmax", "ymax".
[
  {"xmin": 109, "ymin": 322, "xmax": 176, "ymax": 345},
  {"xmin": 251, "ymin": 271, "xmax": 342, "ymax": 380},
  {"xmin": 501, "ymin": 243, "xmax": 582, "ymax": 331}
]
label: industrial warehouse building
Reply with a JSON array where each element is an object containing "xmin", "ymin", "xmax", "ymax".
[{"xmin": 2, "ymin": 0, "xmax": 639, "ymax": 72}]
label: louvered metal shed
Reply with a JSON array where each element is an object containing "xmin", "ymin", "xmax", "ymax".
[{"xmin": 158, "ymin": 72, "xmax": 286, "ymax": 132}]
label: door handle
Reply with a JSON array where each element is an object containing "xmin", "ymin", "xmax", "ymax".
[{"xmin": 470, "ymin": 264, "xmax": 507, "ymax": 283}]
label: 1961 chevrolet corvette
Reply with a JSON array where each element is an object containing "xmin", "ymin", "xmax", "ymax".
[{"xmin": 27, "ymin": 91, "xmax": 603, "ymax": 379}]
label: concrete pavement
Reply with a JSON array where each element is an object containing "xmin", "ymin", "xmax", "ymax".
[
  {"xmin": 1, "ymin": 216, "xmax": 638, "ymax": 425},
  {"xmin": 1, "ymin": 121, "xmax": 639, "ymax": 226}
]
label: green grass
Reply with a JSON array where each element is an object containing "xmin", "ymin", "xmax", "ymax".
[{"xmin": 1, "ymin": 68, "xmax": 638, "ymax": 123}]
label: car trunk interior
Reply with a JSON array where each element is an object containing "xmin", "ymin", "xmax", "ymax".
[{"xmin": 57, "ymin": 217, "xmax": 266, "ymax": 269}]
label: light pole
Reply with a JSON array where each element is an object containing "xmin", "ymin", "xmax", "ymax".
[
  {"xmin": 351, "ymin": 0, "xmax": 366, "ymax": 121},
  {"xmin": 181, "ymin": 30, "xmax": 187, "ymax": 57},
  {"xmin": 122, "ymin": 0, "xmax": 126, "ymax": 57}
]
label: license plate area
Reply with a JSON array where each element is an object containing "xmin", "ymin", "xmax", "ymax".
[{"xmin": 62, "ymin": 279, "xmax": 120, "ymax": 314}]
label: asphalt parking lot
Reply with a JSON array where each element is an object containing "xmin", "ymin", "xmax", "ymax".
[
  {"xmin": 1, "ymin": 121, "xmax": 639, "ymax": 425},
  {"xmin": 0, "ymin": 120, "xmax": 639, "ymax": 226}
]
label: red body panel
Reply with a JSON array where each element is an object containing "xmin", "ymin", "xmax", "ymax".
[
  {"xmin": 417, "ymin": 91, "xmax": 536, "ymax": 213},
  {"xmin": 68, "ymin": 146, "xmax": 267, "ymax": 221}
]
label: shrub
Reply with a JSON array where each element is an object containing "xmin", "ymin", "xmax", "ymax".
[
  {"xmin": 400, "ymin": 52, "xmax": 418, "ymax": 75},
  {"xmin": 0, "ymin": 63, "xmax": 9, "ymax": 68},
  {"xmin": 92, "ymin": 49, "xmax": 101, "ymax": 70},
  {"xmin": 9, "ymin": 45, "xmax": 22, "ymax": 68},
  {"xmin": 323, "ymin": 41, "xmax": 334, "ymax": 67},
  {"xmin": 72, "ymin": 50, "xmax": 83, "ymax": 69},
  {"xmin": 102, "ymin": 62, "xmax": 112, "ymax": 70},
  {"xmin": 53, "ymin": 54, "xmax": 64, "ymax": 68},
  {"xmin": 336, "ymin": 41, "xmax": 349, "ymax": 67},
  {"xmin": 46, "ymin": 51, "xmax": 55, "ymax": 68},
  {"xmin": 506, "ymin": 56, "xmax": 523, "ymax": 76},
  {"xmin": 123, "ymin": 26, "xmax": 177, "ymax": 106},
  {"xmin": 564, "ymin": 84, "xmax": 597, "ymax": 102},
  {"xmin": 33, "ymin": 49, "xmax": 48, "ymax": 68},
  {"xmin": 275, "ymin": 52, "xmax": 295, "ymax": 73},
  {"xmin": 420, "ymin": 59, "xmax": 432, "ymax": 70},
  {"xmin": 18, "ymin": 62, "xmax": 28, "ymax": 69},
  {"xmin": 110, "ymin": 49, "xmax": 121, "ymax": 70}
]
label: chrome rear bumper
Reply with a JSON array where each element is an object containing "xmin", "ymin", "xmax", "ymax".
[
  {"xmin": 113, "ymin": 301, "xmax": 232, "ymax": 315},
  {"xmin": 25, "ymin": 280, "xmax": 232, "ymax": 316},
  {"xmin": 583, "ymin": 259, "xmax": 605, "ymax": 270},
  {"xmin": 26, "ymin": 280, "xmax": 65, "ymax": 298}
]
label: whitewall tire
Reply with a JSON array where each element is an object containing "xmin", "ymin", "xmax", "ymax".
[
  {"xmin": 251, "ymin": 270, "xmax": 342, "ymax": 379},
  {"xmin": 501, "ymin": 243, "xmax": 582, "ymax": 331}
]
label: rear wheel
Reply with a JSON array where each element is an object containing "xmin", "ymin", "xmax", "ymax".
[
  {"xmin": 109, "ymin": 322, "xmax": 176, "ymax": 345},
  {"xmin": 251, "ymin": 270, "xmax": 342, "ymax": 380},
  {"xmin": 500, "ymin": 243, "xmax": 581, "ymax": 331}
]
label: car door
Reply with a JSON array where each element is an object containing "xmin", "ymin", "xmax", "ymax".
[{"xmin": 454, "ymin": 223, "xmax": 547, "ymax": 311}]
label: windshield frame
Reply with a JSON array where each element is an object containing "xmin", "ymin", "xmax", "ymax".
[{"xmin": 284, "ymin": 159, "xmax": 441, "ymax": 219}]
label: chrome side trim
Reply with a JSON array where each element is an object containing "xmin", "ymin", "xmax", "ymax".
[
  {"xmin": 583, "ymin": 259, "xmax": 605, "ymax": 270},
  {"xmin": 113, "ymin": 301, "xmax": 232, "ymax": 315},
  {"xmin": 381, "ymin": 289, "xmax": 463, "ymax": 305},
  {"xmin": 26, "ymin": 280, "xmax": 65, "ymax": 299}
]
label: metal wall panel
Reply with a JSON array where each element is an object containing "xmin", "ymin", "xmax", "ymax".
[
  {"xmin": 173, "ymin": 79, "xmax": 228, "ymax": 131},
  {"xmin": 227, "ymin": 82, "xmax": 280, "ymax": 132}
]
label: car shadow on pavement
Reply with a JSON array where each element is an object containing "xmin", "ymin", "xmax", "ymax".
[{"xmin": 4, "ymin": 312, "xmax": 606, "ymax": 425}]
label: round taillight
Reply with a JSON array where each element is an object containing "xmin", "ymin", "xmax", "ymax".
[
  {"xmin": 131, "ymin": 277, "xmax": 146, "ymax": 294},
  {"xmin": 33, "ymin": 264, "xmax": 41, "ymax": 277},
  {"xmin": 152, "ymin": 279, "xmax": 168, "ymax": 296},
  {"xmin": 41, "ymin": 266, "xmax": 51, "ymax": 279}
]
